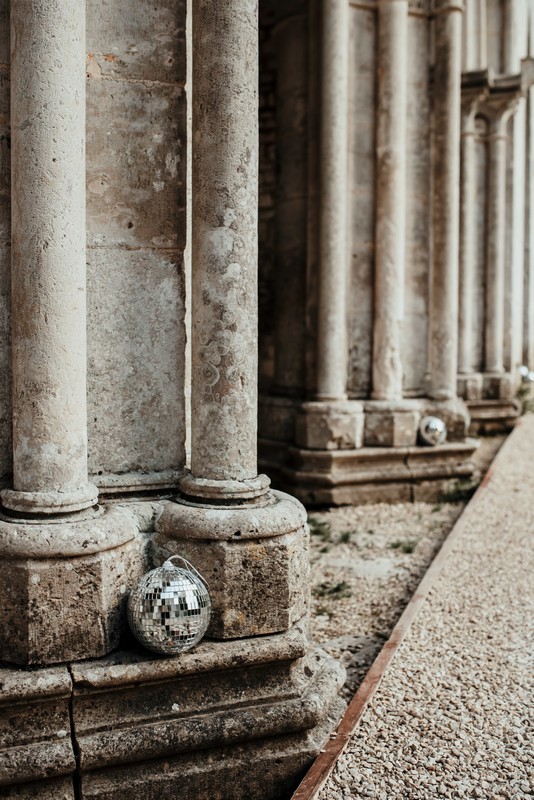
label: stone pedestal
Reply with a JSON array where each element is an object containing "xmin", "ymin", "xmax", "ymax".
[
  {"xmin": 364, "ymin": 400, "xmax": 420, "ymax": 448},
  {"xmin": 296, "ymin": 401, "xmax": 364, "ymax": 451}
]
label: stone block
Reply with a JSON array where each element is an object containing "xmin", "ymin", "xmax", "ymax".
[
  {"xmin": 153, "ymin": 491, "xmax": 309, "ymax": 639},
  {"xmin": 154, "ymin": 531, "xmax": 308, "ymax": 639},
  {"xmin": 421, "ymin": 397, "xmax": 470, "ymax": 441},
  {"xmin": 258, "ymin": 395, "xmax": 299, "ymax": 443},
  {"xmin": 296, "ymin": 401, "xmax": 364, "ymax": 450},
  {"xmin": 87, "ymin": 247, "xmax": 185, "ymax": 477},
  {"xmin": 69, "ymin": 633, "xmax": 345, "ymax": 800},
  {"xmin": 0, "ymin": 507, "xmax": 143, "ymax": 665},
  {"xmin": 364, "ymin": 405, "xmax": 419, "ymax": 447},
  {"xmin": 483, "ymin": 372, "xmax": 515, "ymax": 401},
  {"xmin": 0, "ymin": 666, "xmax": 74, "ymax": 795},
  {"xmin": 457, "ymin": 373, "xmax": 483, "ymax": 401}
]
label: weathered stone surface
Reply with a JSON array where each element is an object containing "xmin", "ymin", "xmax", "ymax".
[
  {"xmin": 0, "ymin": 779, "xmax": 74, "ymax": 799},
  {"xmin": 364, "ymin": 402, "xmax": 420, "ymax": 447},
  {"xmin": 0, "ymin": 508, "xmax": 143, "ymax": 665},
  {"xmin": 258, "ymin": 396, "xmax": 299, "ymax": 444},
  {"xmin": 482, "ymin": 372, "xmax": 515, "ymax": 400},
  {"xmin": 0, "ymin": 666, "xmax": 74, "ymax": 791},
  {"xmin": 296, "ymin": 401, "xmax": 364, "ymax": 450},
  {"xmin": 87, "ymin": 0, "xmax": 186, "ymax": 84},
  {"xmin": 71, "ymin": 640, "xmax": 345, "ymax": 800},
  {"xmin": 154, "ymin": 494, "xmax": 309, "ymax": 639},
  {"xmin": 86, "ymin": 79, "xmax": 185, "ymax": 250},
  {"xmin": 87, "ymin": 248, "xmax": 185, "ymax": 478}
]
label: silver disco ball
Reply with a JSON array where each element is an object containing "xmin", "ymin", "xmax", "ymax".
[
  {"xmin": 128, "ymin": 556, "xmax": 211, "ymax": 655},
  {"xmin": 519, "ymin": 365, "xmax": 534, "ymax": 383},
  {"xmin": 418, "ymin": 416, "xmax": 447, "ymax": 446}
]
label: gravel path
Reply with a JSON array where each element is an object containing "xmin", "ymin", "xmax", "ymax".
[
  {"xmin": 309, "ymin": 437, "xmax": 503, "ymax": 700},
  {"xmin": 318, "ymin": 421, "xmax": 533, "ymax": 799}
]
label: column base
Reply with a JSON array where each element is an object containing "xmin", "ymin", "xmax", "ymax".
[
  {"xmin": 467, "ymin": 399, "xmax": 522, "ymax": 434},
  {"xmin": 457, "ymin": 372, "xmax": 483, "ymax": 401},
  {"xmin": 0, "ymin": 505, "xmax": 143, "ymax": 665},
  {"xmin": 258, "ymin": 437, "xmax": 479, "ymax": 506},
  {"xmin": 295, "ymin": 400, "xmax": 364, "ymax": 450},
  {"xmin": 363, "ymin": 400, "xmax": 421, "ymax": 447},
  {"xmin": 0, "ymin": 625, "xmax": 346, "ymax": 800},
  {"xmin": 154, "ymin": 490, "xmax": 309, "ymax": 639},
  {"xmin": 1, "ymin": 482, "xmax": 99, "ymax": 515},
  {"xmin": 421, "ymin": 396, "xmax": 471, "ymax": 441}
]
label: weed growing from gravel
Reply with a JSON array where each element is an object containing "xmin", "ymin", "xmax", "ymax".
[
  {"xmin": 313, "ymin": 580, "xmax": 352, "ymax": 599},
  {"xmin": 308, "ymin": 516, "xmax": 332, "ymax": 541},
  {"xmin": 389, "ymin": 539, "xmax": 419, "ymax": 554},
  {"xmin": 338, "ymin": 530, "xmax": 352, "ymax": 543},
  {"xmin": 432, "ymin": 503, "xmax": 443, "ymax": 513},
  {"xmin": 441, "ymin": 479, "xmax": 478, "ymax": 503}
]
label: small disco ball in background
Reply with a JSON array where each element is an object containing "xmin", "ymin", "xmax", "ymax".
[
  {"xmin": 127, "ymin": 556, "xmax": 211, "ymax": 655},
  {"xmin": 418, "ymin": 416, "xmax": 447, "ymax": 447},
  {"xmin": 519, "ymin": 365, "xmax": 534, "ymax": 383}
]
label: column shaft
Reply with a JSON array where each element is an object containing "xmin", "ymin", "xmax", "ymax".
[
  {"xmin": 485, "ymin": 123, "xmax": 508, "ymax": 373},
  {"xmin": 503, "ymin": 0, "xmax": 521, "ymax": 75},
  {"xmin": 428, "ymin": 1, "xmax": 462, "ymax": 400},
  {"xmin": 372, "ymin": 0, "xmax": 408, "ymax": 401},
  {"xmin": 458, "ymin": 109, "xmax": 478, "ymax": 375},
  {"xmin": 190, "ymin": 0, "xmax": 259, "ymax": 486},
  {"xmin": 5, "ymin": 0, "xmax": 96, "ymax": 514},
  {"xmin": 316, "ymin": 0, "xmax": 350, "ymax": 401}
]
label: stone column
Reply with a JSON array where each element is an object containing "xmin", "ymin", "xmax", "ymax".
[
  {"xmin": 296, "ymin": 0, "xmax": 364, "ymax": 451},
  {"xmin": 372, "ymin": 0, "xmax": 408, "ymax": 404},
  {"xmin": 428, "ymin": 0, "xmax": 462, "ymax": 401},
  {"xmin": 524, "ymin": 84, "xmax": 534, "ymax": 369},
  {"xmin": 156, "ymin": 0, "xmax": 309, "ymax": 639},
  {"xmin": 458, "ymin": 79, "xmax": 487, "ymax": 400},
  {"xmin": 484, "ymin": 100, "xmax": 517, "ymax": 386},
  {"xmin": 503, "ymin": 0, "xmax": 521, "ymax": 75},
  {"xmin": 426, "ymin": 0, "xmax": 469, "ymax": 438},
  {"xmin": 3, "ymin": 0, "xmax": 97, "ymax": 515},
  {"xmin": 0, "ymin": 0, "xmax": 139, "ymax": 665},
  {"xmin": 364, "ymin": 0, "xmax": 420, "ymax": 448}
]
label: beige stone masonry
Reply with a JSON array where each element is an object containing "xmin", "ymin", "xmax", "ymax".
[{"xmin": 0, "ymin": 0, "xmax": 143, "ymax": 666}]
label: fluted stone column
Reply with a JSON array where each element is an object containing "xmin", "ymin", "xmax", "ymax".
[
  {"xmin": 364, "ymin": 0, "xmax": 420, "ymax": 448},
  {"xmin": 297, "ymin": 0, "xmax": 364, "ymax": 451},
  {"xmin": 156, "ymin": 0, "xmax": 309, "ymax": 639},
  {"xmin": 0, "ymin": 0, "xmax": 139, "ymax": 665},
  {"xmin": 458, "ymin": 78, "xmax": 487, "ymax": 400}
]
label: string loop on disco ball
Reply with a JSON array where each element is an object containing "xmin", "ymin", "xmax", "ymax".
[
  {"xmin": 127, "ymin": 556, "xmax": 211, "ymax": 655},
  {"xmin": 418, "ymin": 416, "xmax": 447, "ymax": 446}
]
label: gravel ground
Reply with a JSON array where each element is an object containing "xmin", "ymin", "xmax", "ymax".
[
  {"xmin": 317, "ymin": 422, "xmax": 533, "ymax": 799},
  {"xmin": 309, "ymin": 436, "xmax": 504, "ymax": 700}
]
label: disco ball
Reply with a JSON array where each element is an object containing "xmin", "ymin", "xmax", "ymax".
[
  {"xmin": 418, "ymin": 416, "xmax": 447, "ymax": 446},
  {"xmin": 128, "ymin": 556, "xmax": 211, "ymax": 655},
  {"xmin": 519, "ymin": 365, "xmax": 534, "ymax": 383}
]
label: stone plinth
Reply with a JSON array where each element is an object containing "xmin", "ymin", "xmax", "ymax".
[
  {"xmin": 363, "ymin": 401, "xmax": 421, "ymax": 448},
  {"xmin": 457, "ymin": 372, "xmax": 484, "ymax": 401},
  {"xmin": 0, "ymin": 507, "xmax": 143, "ymax": 665},
  {"xmin": 154, "ymin": 491, "xmax": 309, "ymax": 639},
  {"xmin": 295, "ymin": 401, "xmax": 364, "ymax": 451},
  {"xmin": 0, "ymin": 666, "xmax": 74, "ymax": 798}
]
